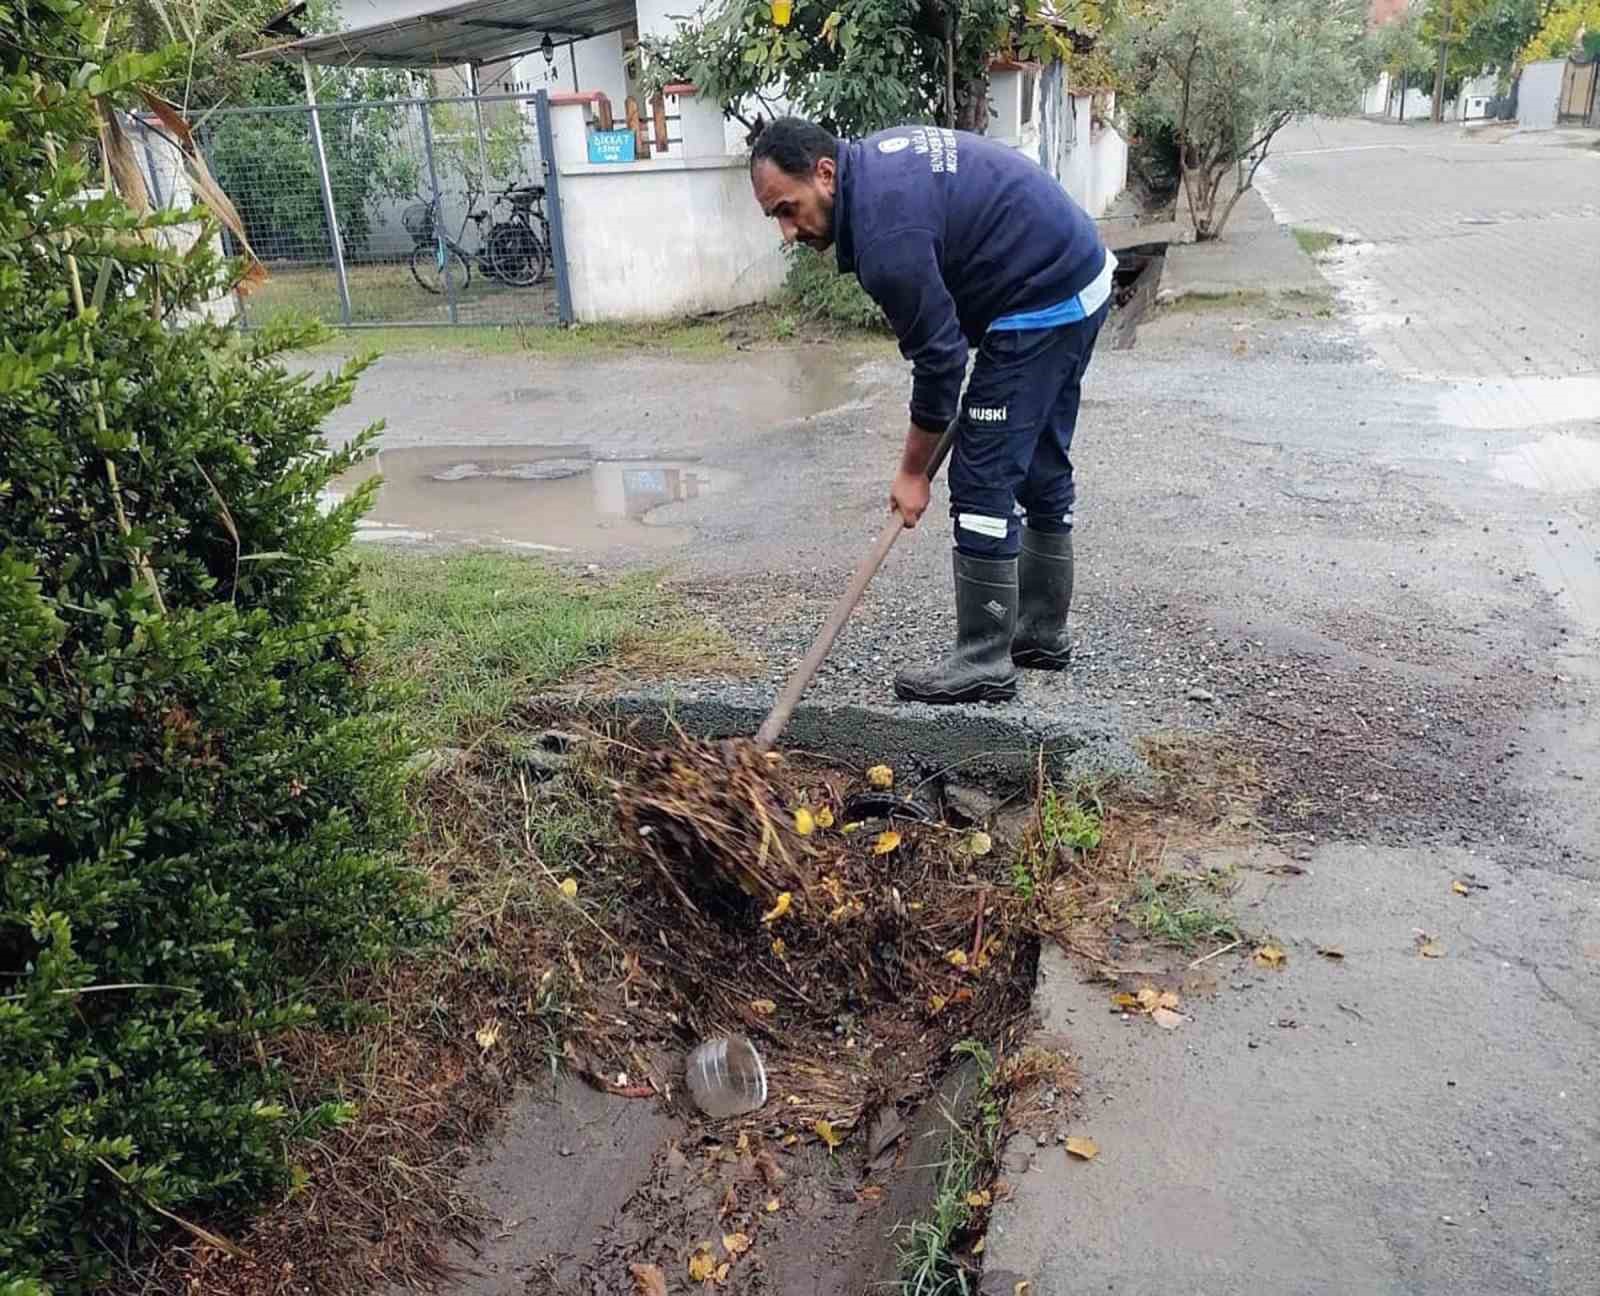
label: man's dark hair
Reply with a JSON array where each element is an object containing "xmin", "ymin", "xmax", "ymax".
[{"xmin": 749, "ymin": 116, "xmax": 839, "ymax": 176}]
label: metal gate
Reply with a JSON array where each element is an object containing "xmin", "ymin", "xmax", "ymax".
[
  {"xmin": 1559, "ymin": 58, "xmax": 1598, "ymax": 125},
  {"xmin": 190, "ymin": 90, "xmax": 571, "ymax": 328}
]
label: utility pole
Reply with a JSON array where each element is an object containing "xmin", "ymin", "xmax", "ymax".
[{"xmin": 1431, "ymin": 1, "xmax": 1454, "ymax": 123}]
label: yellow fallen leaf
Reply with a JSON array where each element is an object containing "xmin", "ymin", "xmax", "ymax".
[
  {"xmin": 965, "ymin": 1189, "xmax": 991, "ymax": 1208},
  {"xmin": 1420, "ymin": 941, "xmax": 1444, "ymax": 959},
  {"xmin": 815, "ymin": 1119, "xmax": 842, "ymax": 1149},
  {"xmin": 765, "ymin": 1197, "xmax": 780, "ymax": 1213},
  {"xmin": 558, "ymin": 877, "xmax": 578, "ymax": 900},
  {"xmin": 761, "ymin": 891, "xmax": 792, "ymax": 924},
  {"xmin": 1135, "ymin": 986, "xmax": 1160, "ymax": 1012},
  {"xmin": 973, "ymin": 1236, "xmax": 986, "ymax": 1255},
  {"xmin": 1015, "ymin": 1284, "xmax": 1032, "ymax": 1296},
  {"xmin": 1157, "ymin": 990, "xmax": 1181, "ymax": 1011},
  {"xmin": 688, "ymin": 1246, "xmax": 716, "ymax": 1282},
  {"xmin": 841, "ymin": 821, "xmax": 861, "ymax": 835},
  {"xmin": 928, "ymin": 992, "xmax": 948, "ymax": 1015},
  {"xmin": 474, "ymin": 1021, "xmax": 500, "ymax": 1051},
  {"xmin": 736, "ymin": 1132, "xmax": 750, "ymax": 1153},
  {"xmin": 815, "ymin": 805, "xmax": 835, "ymax": 829},
  {"xmin": 722, "ymin": 1231, "xmax": 751, "ymax": 1257},
  {"xmin": 715, "ymin": 1262, "xmax": 730, "ymax": 1283},
  {"xmin": 1065, "ymin": 1136, "xmax": 1099, "ymax": 1161},
  {"xmin": 867, "ymin": 764, "xmax": 894, "ymax": 789},
  {"xmin": 873, "ymin": 829, "xmax": 902, "ymax": 856},
  {"xmin": 1254, "ymin": 944, "xmax": 1286, "ymax": 968},
  {"xmin": 751, "ymin": 998, "xmax": 777, "ymax": 1016},
  {"xmin": 1110, "ymin": 991, "xmax": 1140, "ymax": 1011},
  {"xmin": 946, "ymin": 948, "xmax": 969, "ymax": 968},
  {"xmin": 1452, "ymin": 880, "xmax": 1470, "ymax": 896},
  {"xmin": 1317, "ymin": 945, "xmax": 1345, "ymax": 959},
  {"xmin": 1151, "ymin": 1006, "xmax": 1184, "ymax": 1030},
  {"xmin": 629, "ymin": 1262, "xmax": 669, "ymax": 1296},
  {"xmin": 782, "ymin": 1133, "xmax": 799, "ymax": 1146},
  {"xmin": 794, "ymin": 806, "xmax": 816, "ymax": 836},
  {"xmin": 968, "ymin": 830, "xmax": 993, "ymax": 857}
]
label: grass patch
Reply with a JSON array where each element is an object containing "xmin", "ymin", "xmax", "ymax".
[
  {"xmin": 1292, "ymin": 227, "xmax": 1339, "ymax": 257},
  {"xmin": 242, "ymin": 259, "xmax": 548, "ymax": 330},
  {"xmin": 1125, "ymin": 866, "xmax": 1240, "ymax": 950},
  {"xmin": 897, "ymin": 1041, "xmax": 1004, "ymax": 1296},
  {"xmin": 359, "ymin": 548, "xmax": 737, "ymax": 742},
  {"xmin": 1011, "ymin": 781, "xmax": 1104, "ymax": 899},
  {"xmin": 241, "ymin": 259, "xmax": 891, "ymax": 358}
]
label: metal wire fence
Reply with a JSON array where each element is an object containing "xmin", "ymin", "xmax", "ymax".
[{"xmin": 192, "ymin": 91, "xmax": 569, "ymax": 328}]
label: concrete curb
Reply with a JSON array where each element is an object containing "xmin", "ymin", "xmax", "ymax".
[{"xmin": 550, "ymin": 681, "xmax": 1150, "ymax": 794}]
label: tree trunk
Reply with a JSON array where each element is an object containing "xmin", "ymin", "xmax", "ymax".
[{"xmin": 1431, "ymin": 3, "xmax": 1453, "ymax": 123}]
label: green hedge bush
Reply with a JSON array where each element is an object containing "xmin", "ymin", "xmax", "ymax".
[
  {"xmin": 779, "ymin": 244, "xmax": 890, "ymax": 331},
  {"xmin": 0, "ymin": 4, "xmax": 440, "ymax": 1289}
]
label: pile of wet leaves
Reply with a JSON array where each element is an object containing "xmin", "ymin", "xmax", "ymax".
[{"xmin": 605, "ymin": 733, "xmax": 1039, "ymax": 1140}]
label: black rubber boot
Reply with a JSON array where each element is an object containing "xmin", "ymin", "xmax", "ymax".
[
  {"xmin": 894, "ymin": 552, "xmax": 1018, "ymax": 705},
  {"xmin": 1012, "ymin": 527, "xmax": 1074, "ymax": 670}
]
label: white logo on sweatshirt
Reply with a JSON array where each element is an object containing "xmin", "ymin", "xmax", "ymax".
[
  {"xmin": 877, "ymin": 136, "xmax": 911, "ymax": 154},
  {"xmin": 967, "ymin": 405, "xmax": 1008, "ymax": 423}
]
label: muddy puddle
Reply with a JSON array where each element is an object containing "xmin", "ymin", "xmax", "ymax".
[{"xmin": 330, "ymin": 445, "xmax": 737, "ymax": 552}]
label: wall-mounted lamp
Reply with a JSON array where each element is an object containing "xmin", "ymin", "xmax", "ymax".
[{"xmin": 540, "ymin": 32, "xmax": 556, "ymax": 65}]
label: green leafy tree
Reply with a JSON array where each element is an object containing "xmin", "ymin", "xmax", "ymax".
[
  {"xmin": 1522, "ymin": 0, "xmax": 1600, "ymax": 59},
  {"xmin": 1112, "ymin": 0, "xmax": 1367, "ymax": 241},
  {"xmin": 632, "ymin": 0, "xmax": 1013, "ymax": 138},
  {"xmin": 0, "ymin": 3, "xmax": 440, "ymax": 1289}
]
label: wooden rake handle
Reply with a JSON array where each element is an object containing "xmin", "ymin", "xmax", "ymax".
[{"xmin": 752, "ymin": 419, "xmax": 959, "ymax": 753}]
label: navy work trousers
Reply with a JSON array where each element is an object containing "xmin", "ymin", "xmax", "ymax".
[{"xmin": 946, "ymin": 302, "xmax": 1108, "ymax": 559}]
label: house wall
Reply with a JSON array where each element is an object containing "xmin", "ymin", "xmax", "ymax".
[
  {"xmin": 130, "ymin": 120, "xmax": 238, "ymax": 325},
  {"xmin": 1519, "ymin": 58, "xmax": 1567, "ymax": 130},
  {"xmin": 1455, "ymin": 71, "xmax": 1497, "ymax": 120},
  {"xmin": 548, "ymin": 98, "xmax": 786, "ymax": 321},
  {"xmin": 1362, "ymin": 72, "xmax": 1391, "ymax": 115},
  {"xmin": 1015, "ymin": 66, "xmax": 1125, "ymax": 218}
]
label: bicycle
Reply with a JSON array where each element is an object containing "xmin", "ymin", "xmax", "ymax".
[
  {"xmin": 403, "ymin": 185, "xmax": 550, "ymax": 295},
  {"xmin": 482, "ymin": 184, "xmax": 550, "ymax": 287},
  {"xmin": 403, "ymin": 194, "xmax": 483, "ymax": 295}
]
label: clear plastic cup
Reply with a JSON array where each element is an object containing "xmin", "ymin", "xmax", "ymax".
[{"xmin": 685, "ymin": 1034, "xmax": 768, "ymax": 1118}]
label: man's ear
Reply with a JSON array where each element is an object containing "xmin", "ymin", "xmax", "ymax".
[{"xmin": 816, "ymin": 155, "xmax": 836, "ymax": 190}]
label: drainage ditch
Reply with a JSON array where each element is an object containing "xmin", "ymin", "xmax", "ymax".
[{"xmin": 1106, "ymin": 241, "xmax": 1169, "ymax": 350}]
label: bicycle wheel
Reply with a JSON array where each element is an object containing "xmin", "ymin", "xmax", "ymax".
[
  {"xmin": 486, "ymin": 222, "xmax": 547, "ymax": 288},
  {"xmin": 410, "ymin": 241, "xmax": 470, "ymax": 295}
]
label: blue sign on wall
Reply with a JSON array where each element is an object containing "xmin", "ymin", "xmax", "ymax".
[{"xmin": 587, "ymin": 129, "xmax": 636, "ymax": 164}]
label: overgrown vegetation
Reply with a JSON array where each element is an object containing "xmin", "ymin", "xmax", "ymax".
[
  {"xmin": 0, "ymin": 5, "xmax": 445, "ymax": 1289},
  {"xmin": 780, "ymin": 245, "xmax": 889, "ymax": 331}
]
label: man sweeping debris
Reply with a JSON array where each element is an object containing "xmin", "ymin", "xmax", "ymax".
[{"xmin": 750, "ymin": 117, "xmax": 1114, "ymax": 706}]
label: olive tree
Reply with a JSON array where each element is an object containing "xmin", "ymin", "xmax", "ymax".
[{"xmin": 1113, "ymin": 0, "xmax": 1367, "ymax": 241}]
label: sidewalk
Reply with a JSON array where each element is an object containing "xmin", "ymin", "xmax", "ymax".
[{"xmin": 1155, "ymin": 186, "xmax": 1327, "ymax": 302}]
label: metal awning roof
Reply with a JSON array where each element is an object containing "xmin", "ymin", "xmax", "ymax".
[{"xmin": 244, "ymin": 0, "xmax": 637, "ymax": 67}]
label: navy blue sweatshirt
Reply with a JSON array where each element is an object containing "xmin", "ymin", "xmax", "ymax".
[{"xmin": 834, "ymin": 126, "xmax": 1106, "ymax": 431}]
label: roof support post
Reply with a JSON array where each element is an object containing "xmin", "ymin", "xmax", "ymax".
[{"xmin": 302, "ymin": 56, "xmax": 352, "ymax": 325}]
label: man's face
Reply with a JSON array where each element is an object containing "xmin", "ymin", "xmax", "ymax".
[{"xmin": 752, "ymin": 156, "xmax": 836, "ymax": 251}]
